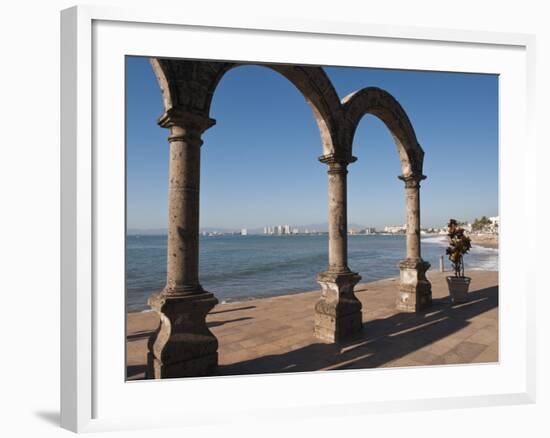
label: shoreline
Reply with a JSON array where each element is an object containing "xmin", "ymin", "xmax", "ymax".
[
  {"xmin": 469, "ymin": 234, "xmax": 499, "ymax": 249},
  {"xmin": 127, "ymin": 236, "xmax": 498, "ymax": 313},
  {"xmin": 127, "ymin": 275, "xmax": 407, "ymax": 314},
  {"xmin": 127, "ymin": 270, "xmax": 499, "ymax": 315},
  {"xmin": 422, "ymin": 232, "xmax": 499, "ymax": 250},
  {"xmin": 126, "ymin": 270, "xmax": 499, "ymax": 379}
]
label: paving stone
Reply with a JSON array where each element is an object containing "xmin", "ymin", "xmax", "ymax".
[
  {"xmin": 442, "ymin": 341, "xmax": 489, "ymax": 364},
  {"xmin": 127, "ymin": 270, "xmax": 498, "ymax": 379}
]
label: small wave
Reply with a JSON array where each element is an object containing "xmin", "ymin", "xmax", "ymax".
[
  {"xmin": 469, "ymin": 261, "xmax": 499, "ymax": 271},
  {"xmin": 423, "ymin": 235, "xmax": 499, "ymax": 254},
  {"xmin": 470, "ymin": 245, "xmax": 499, "ymax": 254},
  {"xmin": 126, "ymin": 234, "xmax": 499, "ymax": 310},
  {"xmin": 422, "ymin": 235, "xmax": 448, "ymax": 245}
]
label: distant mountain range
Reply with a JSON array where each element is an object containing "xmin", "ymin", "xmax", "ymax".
[{"xmin": 127, "ymin": 223, "xmax": 369, "ymax": 235}]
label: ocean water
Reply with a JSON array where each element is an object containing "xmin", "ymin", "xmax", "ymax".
[{"xmin": 126, "ymin": 234, "xmax": 498, "ymax": 312}]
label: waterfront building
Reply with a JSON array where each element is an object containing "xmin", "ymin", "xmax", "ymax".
[
  {"xmin": 384, "ymin": 224, "xmax": 406, "ymax": 234},
  {"xmin": 489, "ymin": 216, "xmax": 499, "ymax": 233}
]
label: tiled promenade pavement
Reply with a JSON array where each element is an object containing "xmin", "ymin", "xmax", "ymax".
[{"xmin": 127, "ymin": 270, "xmax": 498, "ymax": 380}]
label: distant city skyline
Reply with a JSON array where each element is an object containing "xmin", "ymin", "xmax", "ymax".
[
  {"xmin": 127, "ymin": 216, "xmax": 496, "ymax": 236},
  {"xmin": 126, "ymin": 57, "xmax": 498, "ymax": 230}
]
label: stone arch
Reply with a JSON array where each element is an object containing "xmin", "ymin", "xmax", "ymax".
[
  {"xmin": 145, "ymin": 63, "xmax": 433, "ymax": 378},
  {"xmin": 342, "ymin": 87, "xmax": 425, "ymax": 177},
  {"xmin": 341, "ymin": 86, "xmax": 431, "ymax": 314},
  {"xmin": 149, "ymin": 58, "xmax": 343, "ymax": 156}
]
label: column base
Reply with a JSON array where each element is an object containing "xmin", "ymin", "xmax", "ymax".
[
  {"xmin": 314, "ymin": 271, "xmax": 362, "ymax": 343},
  {"xmin": 397, "ymin": 259, "xmax": 432, "ymax": 312},
  {"xmin": 146, "ymin": 289, "xmax": 218, "ymax": 379}
]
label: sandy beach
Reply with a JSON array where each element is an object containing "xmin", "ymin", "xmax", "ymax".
[
  {"xmin": 423, "ymin": 232, "xmax": 499, "ymax": 250},
  {"xmin": 469, "ymin": 233, "xmax": 499, "ymax": 249},
  {"xmin": 127, "ymin": 269, "xmax": 498, "ymax": 380}
]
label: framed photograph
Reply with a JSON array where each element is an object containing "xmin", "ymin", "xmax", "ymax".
[{"xmin": 61, "ymin": 5, "xmax": 536, "ymax": 433}]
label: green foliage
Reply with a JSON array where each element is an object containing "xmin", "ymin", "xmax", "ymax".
[
  {"xmin": 446, "ymin": 218, "xmax": 472, "ymax": 277},
  {"xmin": 472, "ymin": 216, "xmax": 492, "ymax": 231}
]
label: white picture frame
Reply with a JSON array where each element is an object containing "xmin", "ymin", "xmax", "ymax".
[{"xmin": 60, "ymin": 4, "xmax": 536, "ymax": 433}]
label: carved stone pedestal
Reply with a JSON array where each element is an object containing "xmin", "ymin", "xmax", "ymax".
[
  {"xmin": 147, "ymin": 291, "xmax": 218, "ymax": 379},
  {"xmin": 314, "ymin": 271, "xmax": 362, "ymax": 342},
  {"xmin": 396, "ymin": 259, "xmax": 432, "ymax": 312}
]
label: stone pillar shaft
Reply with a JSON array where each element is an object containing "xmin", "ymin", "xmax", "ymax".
[
  {"xmin": 403, "ymin": 176, "xmax": 422, "ymax": 261},
  {"xmin": 165, "ymin": 124, "xmax": 203, "ymax": 293},
  {"xmin": 327, "ymin": 162, "xmax": 349, "ymax": 272},
  {"xmin": 147, "ymin": 110, "xmax": 219, "ymax": 379},
  {"xmin": 321, "ymin": 154, "xmax": 356, "ymax": 272},
  {"xmin": 396, "ymin": 174, "xmax": 432, "ymax": 312},
  {"xmin": 315, "ymin": 154, "xmax": 362, "ymax": 343}
]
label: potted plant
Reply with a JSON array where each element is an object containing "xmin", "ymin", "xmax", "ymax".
[{"xmin": 445, "ymin": 219, "xmax": 472, "ymax": 303}]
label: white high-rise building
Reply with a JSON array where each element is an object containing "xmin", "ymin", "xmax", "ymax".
[
  {"xmin": 241, "ymin": 228, "xmax": 248, "ymax": 236},
  {"xmin": 384, "ymin": 225, "xmax": 406, "ymax": 234}
]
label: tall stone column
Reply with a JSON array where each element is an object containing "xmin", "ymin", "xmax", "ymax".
[
  {"xmin": 396, "ymin": 174, "xmax": 432, "ymax": 312},
  {"xmin": 147, "ymin": 109, "xmax": 219, "ymax": 379},
  {"xmin": 314, "ymin": 154, "xmax": 362, "ymax": 343}
]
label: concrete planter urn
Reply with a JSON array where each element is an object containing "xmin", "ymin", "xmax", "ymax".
[
  {"xmin": 445, "ymin": 219, "xmax": 473, "ymax": 304},
  {"xmin": 446, "ymin": 276, "xmax": 471, "ymax": 303}
]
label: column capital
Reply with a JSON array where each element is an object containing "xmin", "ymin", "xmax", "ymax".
[
  {"xmin": 319, "ymin": 153, "xmax": 357, "ymax": 174},
  {"xmin": 318, "ymin": 153, "xmax": 357, "ymax": 166},
  {"xmin": 158, "ymin": 107, "xmax": 216, "ymax": 135},
  {"xmin": 398, "ymin": 173, "xmax": 426, "ymax": 188}
]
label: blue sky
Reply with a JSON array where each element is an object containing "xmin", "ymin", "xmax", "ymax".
[{"xmin": 126, "ymin": 57, "xmax": 498, "ymax": 231}]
